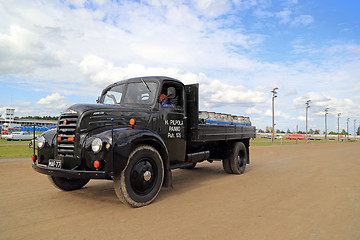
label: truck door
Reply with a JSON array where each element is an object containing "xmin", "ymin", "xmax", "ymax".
[{"xmin": 159, "ymin": 81, "xmax": 186, "ymax": 163}]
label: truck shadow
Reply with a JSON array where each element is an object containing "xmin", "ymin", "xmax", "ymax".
[
  {"xmin": 67, "ymin": 161, "xmax": 253, "ymax": 206},
  {"xmin": 157, "ymin": 161, "xmax": 253, "ymax": 203}
]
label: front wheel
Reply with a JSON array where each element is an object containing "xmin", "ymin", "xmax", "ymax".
[
  {"xmin": 114, "ymin": 145, "xmax": 164, "ymax": 208},
  {"xmin": 49, "ymin": 176, "xmax": 90, "ymax": 191}
]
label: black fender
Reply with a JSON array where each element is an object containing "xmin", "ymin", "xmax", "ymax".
[
  {"xmin": 37, "ymin": 128, "xmax": 57, "ymax": 164},
  {"xmin": 86, "ymin": 128, "xmax": 172, "ymax": 188}
]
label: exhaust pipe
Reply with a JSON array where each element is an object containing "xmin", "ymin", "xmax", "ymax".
[{"xmin": 187, "ymin": 151, "xmax": 210, "ymax": 163}]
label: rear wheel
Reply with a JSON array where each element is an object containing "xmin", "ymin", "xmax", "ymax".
[
  {"xmin": 228, "ymin": 142, "xmax": 247, "ymax": 174},
  {"xmin": 114, "ymin": 145, "xmax": 164, "ymax": 208},
  {"xmin": 49, "ymin": 176, "xmax": 90, "ymax": 191},
  {"xmin": 222, "ymin": 158, "xmax": 233, "ymax": 174}
]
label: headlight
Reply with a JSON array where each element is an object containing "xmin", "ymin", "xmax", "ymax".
[
  {"xmin": 38, "ymin": 136, "xmax": 46, "ymax": 149},
  {"xmin": 91, "ymin": 138, "xmax": 102, "ymax": 154}
]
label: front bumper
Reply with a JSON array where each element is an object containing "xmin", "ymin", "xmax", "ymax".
[{"xmin": 32, "ymin": 161, "xmax": 112, "ymax": 179}]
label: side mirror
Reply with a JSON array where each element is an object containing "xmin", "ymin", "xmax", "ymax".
[{"xmin": 167, "ymin": 87, "xmax": 176, "ymax": 99}]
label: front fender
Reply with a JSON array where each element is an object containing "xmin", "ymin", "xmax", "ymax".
[
  {"xmin": 84, "ymin": 128, "xmax": 170, "ymax": 186},
  {"xmin": 38, "ymin": 128, "xmax": 57, "ymax": 164},
  {"xmin": 113, "ymin": 128, "xmax": 172, "ymax": 188},
  {"xmin": 112, "ymin": 128, "xmax": 169, "ymax": 174}
]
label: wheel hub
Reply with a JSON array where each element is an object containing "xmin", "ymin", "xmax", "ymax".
[
  {"xmin": 130, "ymin": 159, "xmax": 156, "ymax": 195},
  {"xmin": 143, "ymin": 170, "xmax": 152, "ymax": 181}
]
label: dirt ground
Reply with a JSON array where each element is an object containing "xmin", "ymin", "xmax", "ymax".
[{"xmin": 1, "ymin": 142, "xmax": 359, "ymax": 240}]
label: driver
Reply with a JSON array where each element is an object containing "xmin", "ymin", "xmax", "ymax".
[{"xmin": 160, "ymin": 94, "xmax": 168, "ymax": 106}]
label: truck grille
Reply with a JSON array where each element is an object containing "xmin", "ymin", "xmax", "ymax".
[{"xmin": 57, "ymin": 114, "xmax": 78, "ymax": 157}]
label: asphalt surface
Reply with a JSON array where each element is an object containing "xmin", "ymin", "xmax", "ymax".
[{"xmin": 1, "ymin": 142, "xmax": 359, "ymax": 239}]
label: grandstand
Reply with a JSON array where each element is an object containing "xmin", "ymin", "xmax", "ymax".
[{"xmin": 0, "ymin": 108, "xmax": 57, "ymax": 132}]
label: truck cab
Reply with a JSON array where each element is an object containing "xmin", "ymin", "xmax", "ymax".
[{"xmin": 32, "ymin": 76, "xmax": 256, "ymax": 207}]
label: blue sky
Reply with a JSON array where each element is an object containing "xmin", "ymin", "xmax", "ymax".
[{"xmin": 0, "ymin": 0, "xmax": 359, "ymax": 133}]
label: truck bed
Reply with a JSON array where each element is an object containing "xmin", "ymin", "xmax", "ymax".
[
  {"xmin": 185, "ymin": 84, "xmax": 256, "ymax": 142},
  {"xmin": 197, "ymin": 123, "xmax": 256, "ymax": 141}
]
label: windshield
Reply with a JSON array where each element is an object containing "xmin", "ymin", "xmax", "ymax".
[
  {"xmin": 104, "ymin": 84, "xmax": 125, "ymax": 104},
  {"xmin": 102, "ymin": 81, "xmax": 158, "ymax": 105}
]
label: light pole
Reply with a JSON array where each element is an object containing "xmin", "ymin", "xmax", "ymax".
[
  {"xmin": 305, "ymin": 100, "xmax": 311, "ymax": 143},
  {"xmin": 337, "ymin": 113, "xmax": 341, "ymax": 141},
  {"xmin": 347, "ymin": 118, "xmax": 350, "ymax": 140},
  {"xmin": 325, "ymin": 108, "xmax": 329, "ymax": 143},
  {"xmin": 354, "ymin": 119, "xmax": 357, "ymax": 140},
  {"xmin": 271, "ymin": 87, "xmax": 278, "ymax": 145}
]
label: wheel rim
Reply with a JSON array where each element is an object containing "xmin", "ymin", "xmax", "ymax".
[
  {"xmin": 237, "ymin": 151, "xmax": 245, "ymax": 169},
  {"xmin": 130, "ymin": 158, "xmax": 157, "ymax": 195}
]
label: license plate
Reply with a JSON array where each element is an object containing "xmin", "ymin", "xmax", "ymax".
[{"xmin": 48, "ymin": 159, "xmax": 62, "ymax": 168}]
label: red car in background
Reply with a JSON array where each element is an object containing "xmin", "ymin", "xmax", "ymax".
[
  {"xmin": 285, "ymin": 134, "xmax": 305, "ymax": 140},
  {"xmin": 1, "ymin": 127, "xmax": 18, "ymax": 135}
]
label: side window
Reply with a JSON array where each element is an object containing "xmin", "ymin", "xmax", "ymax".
[{"xmin": 160, "ymin": 83, "xmax": 184, "ymax": 109}]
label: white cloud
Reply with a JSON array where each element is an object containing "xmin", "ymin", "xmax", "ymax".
[
  {"xmin": 297, "ymin": 115, "xmax": 314, "ymax": 121},
  {"xmin": 0, "ymin": 25, "xmax": 61, "ymax": 74},
  {"xmin": 276, "ymin": 9, "xmax": 292, "ymax": 24},
  {"xmin": 38, "ymin": 93, "xmax": 65, "ymax": 105},
  {"xmin": 245, "ymin": 107, "xmax": 262, "ymax": 115},
  {"xmin": 34, "ymin": 93, "xmax": 69, "ymax": 116},
  {"xmin": 291, "ymin": 15, "xmax": 314, "ymax": 26},
  {"xmin": 293, "ymin": 92, "xmax": 360, "ymax": 119},
  {"xmin": 78, "ymin": 54, "xmax": 267, "ymax": 109},
  {"xmin": 37, "ymin": 93, "xmax": 68, "ymax": 115},
  {"xmin": 264, "ymin": 109, "xmax": 292, "ymax": 120},
  {"xmin": 79, "ymin": 55, "xmax": 201, "ymax": 87},
  {"xmin": 255, "ymin": 7, "xmax": 313, "ymax": 27},
  {"xmin": 193, "ymin": 0, "xmax": 231, "ymax": 18},
  {"xmin": 200, "ymin": 78, "xmax": 268, "ymax": 108}
]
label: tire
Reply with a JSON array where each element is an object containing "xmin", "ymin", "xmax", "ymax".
[
  {"xmin": 49, "ymin": 176, "xmax": 90, "ymax": 191},
  {"xmin": 222, "ymin": 158, "xmax": 233, "ymax": 174},
  {"xmin": 114, "ymin": 145, "xmax": 164, "ymax": 208},
  {"xmin": 228, "ymin": 142, "xmax": 247, "ymax": 174}
]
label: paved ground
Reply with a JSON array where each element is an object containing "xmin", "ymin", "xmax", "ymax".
[{"xmin": 1, "ymin": 142, "xmax": 359, "ymax": 240}]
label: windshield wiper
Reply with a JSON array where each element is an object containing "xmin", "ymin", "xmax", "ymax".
[{"xmin": 141, "ymin": 78, "xmax": 151, "ymax": 92}]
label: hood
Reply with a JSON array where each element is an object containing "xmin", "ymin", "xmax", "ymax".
[{"xmin": 63, "ymin": 104, "xmax": 153, "ymax": 133}]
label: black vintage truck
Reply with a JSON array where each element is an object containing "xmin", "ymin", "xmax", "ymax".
[{"xmin": 32, "ymin": 76, "xmax": 256, "ymax": 207}]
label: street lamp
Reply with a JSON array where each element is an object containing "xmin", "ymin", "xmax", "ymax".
[
  {"xmin": 354, "ymin": 119, "xmax": 357, "ymax": 140},
  {"xmin": 271, "ymin": 87, "xmax": 278, "ymax": 145},
  {"xmin": 325, "ymin": 108, "xmax": 329, "ymax": 143},
  {"xmin": 305, "ymin": 100, "xmax": 311, "ymax": 143},
  {"xmin": 337, "ymin": 113, "xmax": 341, "ymax": 141},
  {"xmin": 347, "ymin": 118, "xmax": 350, "ymax": 140}
]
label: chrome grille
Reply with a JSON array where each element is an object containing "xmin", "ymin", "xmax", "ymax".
[{"xmin": 57, "ymin": 114, "xmax": 78, "ymax": 157}]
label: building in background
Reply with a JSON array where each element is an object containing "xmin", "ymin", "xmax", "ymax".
[{"xmin": 0, "ymin": 108, "xmax": 57, "ymax": 131}]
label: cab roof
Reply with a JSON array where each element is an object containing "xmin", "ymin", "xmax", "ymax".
[{"xmin": 101, "ymin": 76, "xmax": 184, "ymax": 95}]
